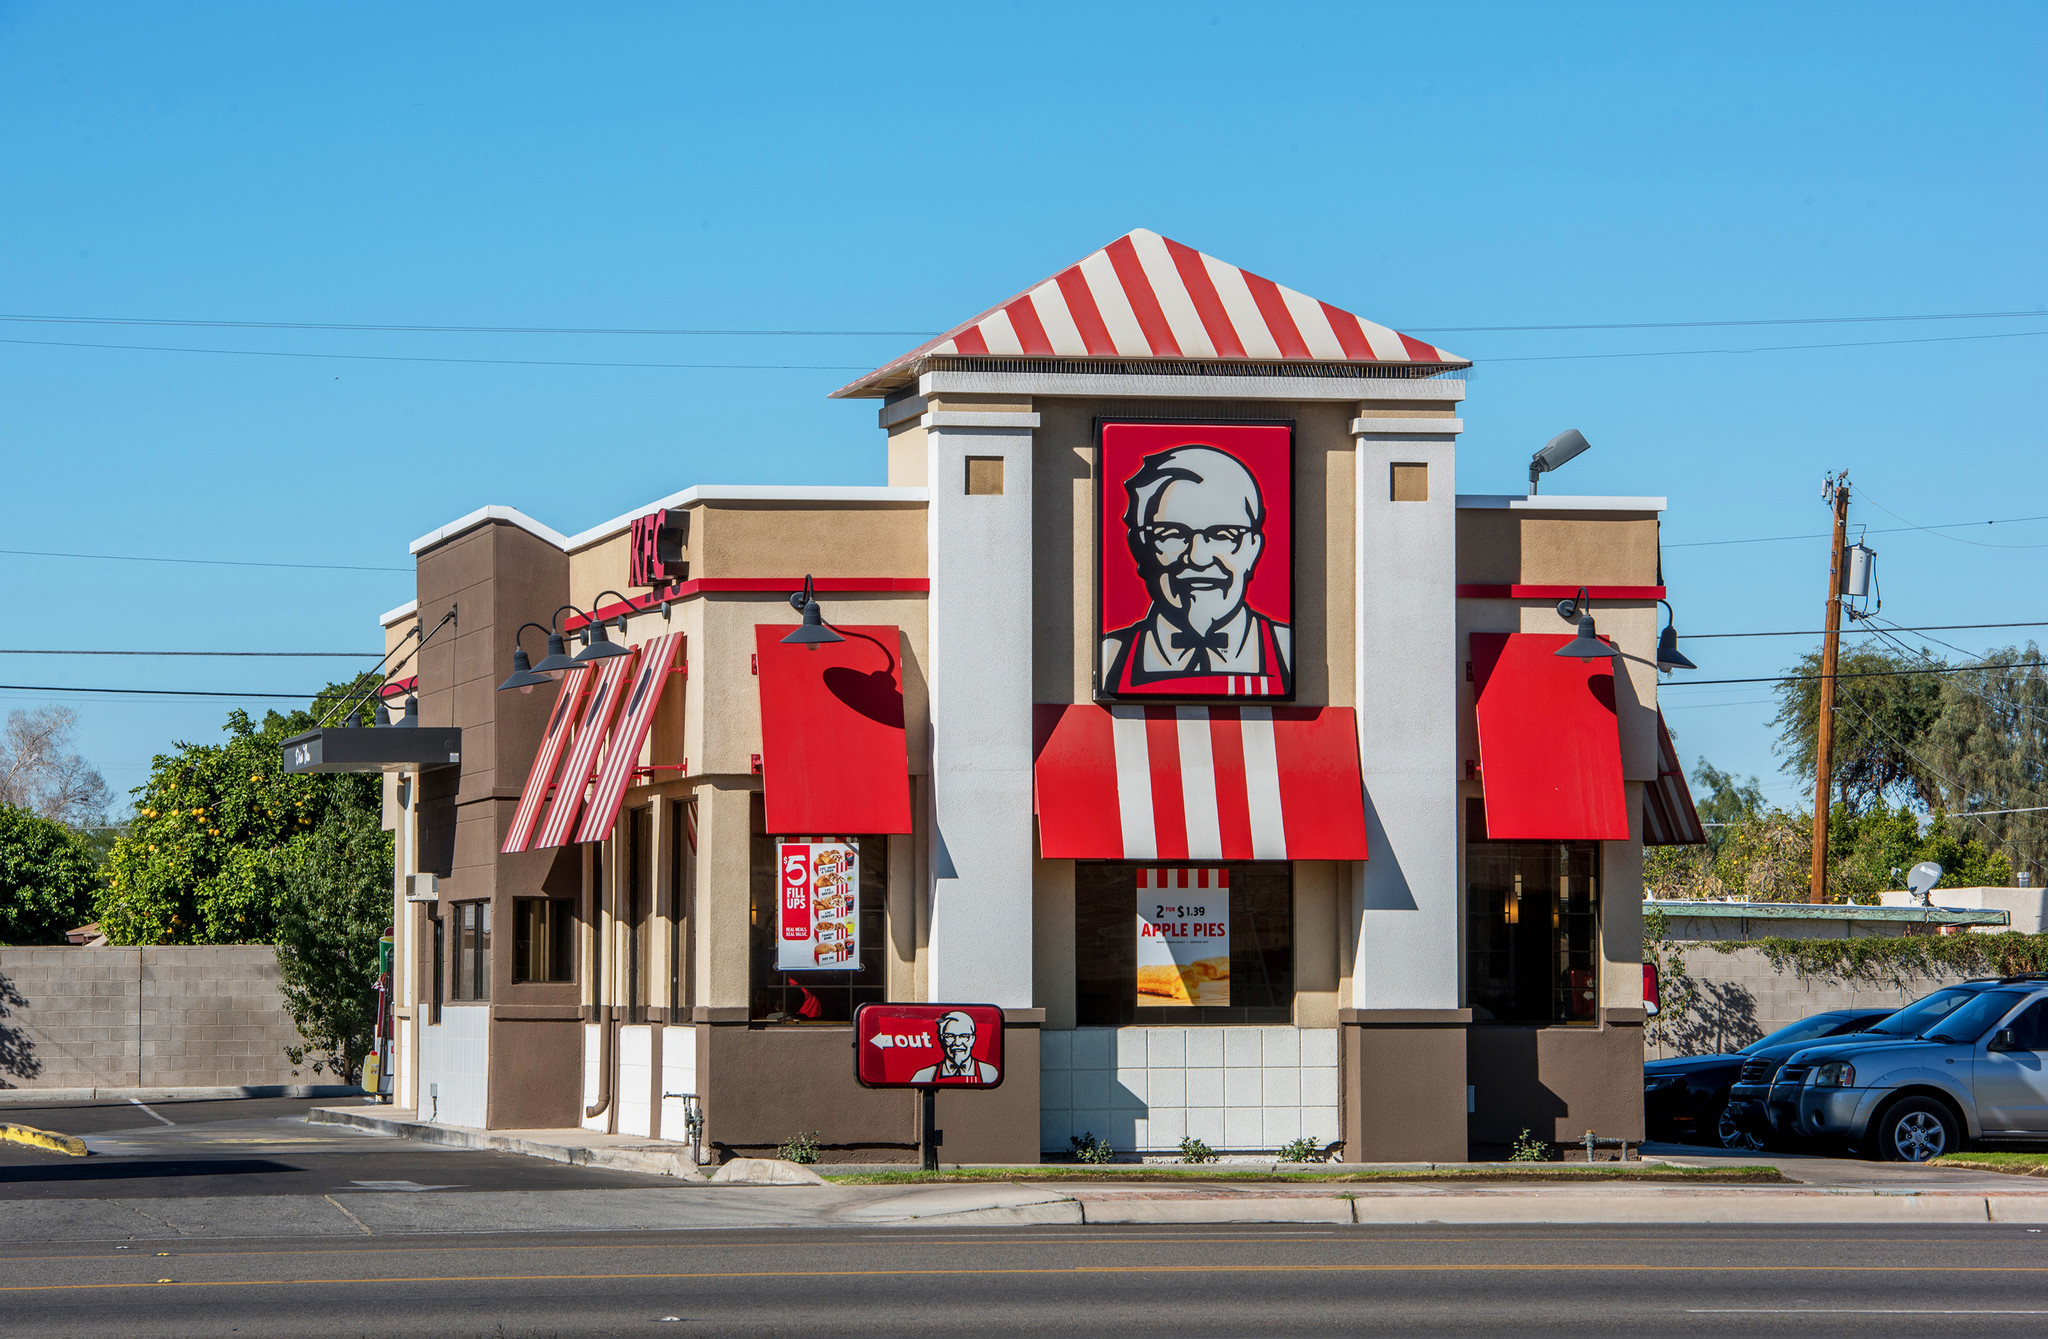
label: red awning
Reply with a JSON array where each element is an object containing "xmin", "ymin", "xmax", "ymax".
[
  {"xmin": 574, "ymin": 632, "xmax": 685, "ymax": 845},
  {"xmin": 754, "ymin": 625, "xmax": 912, "ymax": 835},
  {"xmin": 1471, "ymin": 632, "xmax": 1629, "ymax": 841},
  {"xmin": 1643, "ymin": 710, "xmax": 1708, "ymax": 846},
  {"xmin": 1033, "ymin": 704, "xmax": 1367, "ymax": 861},
  {"xmin": 533, "ymin": 651, "xmax": 639, "ymax": 849},
  {"xmin": 503, "ymin": 665, "xmax": 590, "ymax": 855}
]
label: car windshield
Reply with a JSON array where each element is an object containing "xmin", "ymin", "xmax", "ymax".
[
  {"xmin": 1862, "ymin": 988, "xmax": 1977, "ymax": 1037},
  {"xmin": 1742, "ymin": 1015, "xmax": 1859, "ymax": 1054},
  {"xmin": 1922, "ymin": 991, "xmax": 2030, "ymax": 1044}
]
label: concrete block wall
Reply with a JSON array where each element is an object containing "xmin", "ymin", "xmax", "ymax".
[
  {"xmin": 0, "ymin": 946, "xmax": 309, "ymax": 1089},
  {"xmin": 1648, "ymin": 943, "xmax": 1985, "ymax": 1059}
]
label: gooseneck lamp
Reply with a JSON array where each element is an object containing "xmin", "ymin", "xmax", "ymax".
[
  {"xmin": 497, "ymin": 623, "xmax": 562, "ymax": 693},
  {"xmin": 1655, "ymin": 599, "xmax": 1697, "ymax": 673},
  {"xmin": 781, "ymin": 574, "xmax": 844, "ymax": 649},
  {"xmin": 574, "ymin": 591, "xmax": 638, "ymax": 663},
  {"xmin": 1553, "ymin": 587, "xmax": 1619, "ymax": 662}
]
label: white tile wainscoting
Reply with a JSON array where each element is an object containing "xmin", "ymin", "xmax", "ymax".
[
  {"xmin": 1039, "ymin": 1027, "xmax": 1340, "ymax": 1156},
  {"xmin": 419, "ymin": 1005, "xmax": 490, "ymax": 1129}
]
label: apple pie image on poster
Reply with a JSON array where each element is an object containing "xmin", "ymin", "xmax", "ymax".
[{"xmin": 1137, "ymin": 957, "xmax": 1232, "ymax": 1006}]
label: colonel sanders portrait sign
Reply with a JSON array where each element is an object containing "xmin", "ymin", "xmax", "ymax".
[{"xmin": 1096, "ymin": 420, "xmax": 1294, "ymax": 701}]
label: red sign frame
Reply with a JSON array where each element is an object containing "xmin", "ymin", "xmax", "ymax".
[
  {"xmin": 854, "ymin": 1003, "xmax": 1005, "ymax": 1090},
  {"xmin": 1095, "ymin": 419, "xmax": 1295, "ymax": 702}
]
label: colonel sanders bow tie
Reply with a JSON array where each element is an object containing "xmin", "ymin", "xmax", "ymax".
[{"xmin": 1170, "ymin": 628, "xmax": 1230, "ymax": 673}]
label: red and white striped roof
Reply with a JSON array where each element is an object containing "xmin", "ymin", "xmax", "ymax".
[{"xmin": 835, "ymin": 228, "xmax": 1464, "ymax": 397}]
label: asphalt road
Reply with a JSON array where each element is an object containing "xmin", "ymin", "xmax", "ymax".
[
  {"xmin": 0, "ymin": 1096, "xmax": 677, "ymax": 1198},
  {"xmin": 2, "ymin": 1223, "xmax": 2045, "ymax": 1338}
]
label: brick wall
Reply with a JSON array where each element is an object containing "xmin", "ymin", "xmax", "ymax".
[
  {"xmin": 1646, "ymin": 943, "xmax": 1983, "ymax": 1060},
  {"xmin": 0, "ymin": 946, "xmax": 311, "ymax": 1090}
]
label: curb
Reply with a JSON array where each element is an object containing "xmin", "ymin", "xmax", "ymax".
[
  {"xmin": 310, "ymin": 1106, "xmax": 709, "ymax": 1181},
  {"xmin": 0, "ymin": 1122, "xmax": 88, "ymax": 1157},
  {"xmin": 0, "ymin": 1084, "xmax": 362, "ymax": 1106}
]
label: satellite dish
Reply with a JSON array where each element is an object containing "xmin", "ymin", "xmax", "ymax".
[{"xmin": 1907, "ymin": 861, "xmax": 1944, "ymax": 905}]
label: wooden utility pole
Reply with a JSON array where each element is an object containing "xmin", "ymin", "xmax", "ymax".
[{"xmin": 1809, "ymin": 473, "xmax": 1851, "ymax": 903}]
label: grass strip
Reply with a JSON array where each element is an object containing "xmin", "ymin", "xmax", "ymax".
[
  {"xmin": 824, "ymin": 1165, "xmax": 1784, "ymax": 1186},
  {"xmin": 1931, "ymin": 1151, "xmax": 2048, "ymax": 1176}
]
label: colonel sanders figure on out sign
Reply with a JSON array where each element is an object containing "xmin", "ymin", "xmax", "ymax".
[{"xmin": 1100, "ymin": 443, "xmax": 1292, "ymax": 698}]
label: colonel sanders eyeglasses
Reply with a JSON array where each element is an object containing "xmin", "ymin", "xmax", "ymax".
[{"xmin": 1139, "ymin": 523, "xmax": 1259, "ymax": 555}]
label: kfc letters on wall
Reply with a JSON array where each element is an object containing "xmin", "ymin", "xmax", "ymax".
[
  {"xmin": 776, "ymin": 841, "xmax": 859, "ymax": 970},
  {"xmin": 1098, "ymin": 420, "xmax": 1293, "ymax": 701}
]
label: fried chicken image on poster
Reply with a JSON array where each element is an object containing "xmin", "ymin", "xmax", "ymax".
[{"xmin": 1098, "ymin": 421, "xmax": 1293, "ymax": 700}]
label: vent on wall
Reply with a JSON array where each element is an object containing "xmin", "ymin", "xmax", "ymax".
[{"xmin": 405, "ymin": 873, "xmax": 439, "ymax": 902}]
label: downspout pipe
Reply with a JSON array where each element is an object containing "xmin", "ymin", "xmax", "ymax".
[{"xmin": 585, "ymin": 1013, "xmax": 614, "ymax": 1120}]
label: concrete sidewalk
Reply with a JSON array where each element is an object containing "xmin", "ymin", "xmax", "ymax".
[{"xmin": 299, "ymin": 1104, "xmax": 2048, "ymax": 1230}]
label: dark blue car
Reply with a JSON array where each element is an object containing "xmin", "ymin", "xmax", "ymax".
[{"xmin": 1646, "ymin": 1008, "xmax": 1893, "ymax": 1149}]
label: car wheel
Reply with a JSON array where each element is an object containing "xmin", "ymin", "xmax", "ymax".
[
  {"xmin": 1715, "ymin": 1104, "xmax": 1765, "ymax": 1153},
  {"xmin": 1876, "ymin": 1097, "xmax": 1959, "ymax": 1163}
]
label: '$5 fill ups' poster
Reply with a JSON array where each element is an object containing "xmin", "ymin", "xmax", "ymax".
[
  {"xmin": 1136, "ymin": 867, "xmax": 1229, "ymax": 1006},
  {"xmin": 778, "ymin": 841, "xmax": 859, "ymax": 971}
]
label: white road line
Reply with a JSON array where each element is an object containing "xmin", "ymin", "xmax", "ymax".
[
  {"xmin": 1689, "ymin": 1310, "xmax": 2048, "ymax": 1316},
  {"xmin": 127, "ymin": 1099, "xmax": 175, "ymax": 1126}
]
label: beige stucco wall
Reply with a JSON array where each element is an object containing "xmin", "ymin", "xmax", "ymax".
[
  {"xmin": 694, "ymin": 501, "xmax": 926, "ymax": 581},
  {"xmin": 1456, "ymin": 511, "xmax": 1661, "ymax": 588}
]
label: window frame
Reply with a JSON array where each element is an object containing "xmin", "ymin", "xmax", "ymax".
[
  {"xmin": 1464, "ymin": 809, "xmax": 1600, "ymax": 1026},
  {"xmin": 449, "ymin": 899, "xmax": 492, "ymax": 1002},
  {"xmin": 511, "ymin": 897, "xmax": 574, "ymax": 984},
  {"xmin": 1073, "ymin": 861, "xmax": 1296, "ymax": 1027}
]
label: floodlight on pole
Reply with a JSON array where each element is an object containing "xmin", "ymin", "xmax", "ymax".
[{"xmin": 1528, "ymin": 429, "xmax": 1591, "ymax": 495}]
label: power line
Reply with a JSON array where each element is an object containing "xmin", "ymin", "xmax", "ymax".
[
  {"xmin": 0, "ymin": 684, "xmax": 318, "ymax": 698},
  {"xmin": 1667, "ymin": 513, "xmax": 2048, "ymax": 551},
  {"xmin": 0, "ymin": 336, "xmax": 873, "ymax": 372},
  {"xmin": 1856, "ymin": 489, "xmax": 2048, "ymax": 551},
  {"xmin": 1686, "ymin": 619, "xmax": 2048, "ymax": 640},
  {"xmin": 1660, "ymin": 659, "xmax": 2044, "ymax": 688},
  {"xmin": 1409, "ymin": 309, "xmax": 2048, "ymax": 334},
  {"xmin": 6, "ymin": 306, "xmax": 2038, "ymax": 338},
  {"xmin": 1482, "ymin": 326, "xmax": 2048, "ymax": 364},
  {"xmin": 0, "ymin": 650, "xmax": 377, "ymax": 657},
  {"xmin": 0, "ymin": 313, "xmax": 929, "ymax": 337},
  {"xmin": 0, "ymin": 547, "xmax": 409, "ymax": 573}
]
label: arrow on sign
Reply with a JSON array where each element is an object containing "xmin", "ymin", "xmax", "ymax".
[{"xmin": 870, "ymin": 1034, "xmax": 894, "ymax": 1049}]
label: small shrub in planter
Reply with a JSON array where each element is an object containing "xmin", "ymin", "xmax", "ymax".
[
  {"xmin": 1179, "ymin": 1135, "xmax": 1219, "ymax": 1164},
  {"xmin": 1509, "ymin": 1128, "xmax": 1551, "ymax": 1163},
  {"xmin": 778, "ymin": 1130, "xmax": 821, "ymax": 1165},
  {"xmin": 1070, "ymin": 1132, "xmax": 1115, "ymax": 1164},
  {"xmin": 1276, "ymin": 1136, "xmax": 1320, "ymax": 1163}
]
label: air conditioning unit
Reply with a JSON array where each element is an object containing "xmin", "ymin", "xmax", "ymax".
[{"xmin": 404, "ymin": 873, "xmax": 439, "ymax": 902}]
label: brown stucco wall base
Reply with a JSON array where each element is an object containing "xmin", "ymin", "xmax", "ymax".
[
  {"xmin": 1340, "ymin": 1009, "xmax": 1471, "ymax": 1162},
  {"xmin": 487, "ymin": 1018, "xmax": 583, "ymax": 1129},
  {"xmin": 698, "ymin": 1020, "xmax": 1042, "ymax": 1164},
  {"xmin": 1466, "ymin": 1013, "xmax": 1644, "ymax": 1147}
]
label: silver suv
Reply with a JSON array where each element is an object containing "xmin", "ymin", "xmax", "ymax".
[{"xmin": 1788, "ymin": 977, "xmax": 2048, "ymax": 1161}]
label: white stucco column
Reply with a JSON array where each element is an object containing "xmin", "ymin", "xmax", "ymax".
[
  {"xmin": 1351, "ymin": 411, "xmax": 1464, "ymax": 1010},
  {"xmin": 923, "ymin": 409, "xmax": 1039, "ymax": 1007}
]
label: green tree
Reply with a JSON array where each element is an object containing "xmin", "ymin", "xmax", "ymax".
[
  {"xmin": 275, "ymin": 791, "xmax": 393, "ymax": 1083},
  {"xmin": 0, "ymin": 805, "xmax": 101, "ymax": 945},
  {"xmin": 1772, "ymin": 644, "xmax": 1944, "ymax": 813},
  {"xmin": 96, "ymin": 677, "xmax": 384, "ymax": 945},
  {"xmin": 1919, "ymin": 645, "xmax": 2048, "ymax": 883}
]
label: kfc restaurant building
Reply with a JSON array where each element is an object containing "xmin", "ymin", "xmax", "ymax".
[{"xmin": 349, "ymin": 230, "xmax": 1700, "ymax": 1163}]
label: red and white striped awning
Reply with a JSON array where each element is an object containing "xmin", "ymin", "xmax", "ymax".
[
  {"xmin": 835, "ymin": 229, "xmax": 1466, "ymax": 397},
  {"xmin": 1033, "ymin": 704, "xmax": 1368, "ymax": 862}
]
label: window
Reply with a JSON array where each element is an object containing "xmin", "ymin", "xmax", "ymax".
[
  {"xmin": 512, "ymin": 899, "xmax": 573, "ymax": 984},
  {"xmin": 624, "ymin": 806, "xmax": 651, "ymax": 1023},
  {"xmin": 2006, "ymin": 1000, "xmax": 2048, "ymax": 1051},
  {"xmin": 748, "ymin": 810, "xmax": 886, "ymax": 1022},
  {"xmin": 670, "ymin": 799, "xmax": 694, "ymax": 1015},
  {"xmin": 1074, "ymin": 863, "xmax": 1293, "ymax": 1026},
  {"xmin": 1466, "ymin": 805, "xmax": 1597, "ymax": 1024},
  {"xmin": 450, "ymin": 901, "xmax": 491, "ymax": 1001}
]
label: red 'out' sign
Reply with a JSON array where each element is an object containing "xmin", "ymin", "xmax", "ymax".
[{"xmin": 854, "ymin": 1003, "xmax": 1005, "ymax": 1089}]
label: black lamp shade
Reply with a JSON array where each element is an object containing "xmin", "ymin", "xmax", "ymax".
[
  {"xmin": 1555, "ymin": 615, "xmax": 1617, "ymax": 661},
  {"xmin": 373, "ymin": 699, "xmax": 392, "ymax": 727},
  {"xmin": 394, "ymin": 694, "xmax": 420, "ymax": 728},
  {"xmin": 575, "ymin": 618, "xmax": 634, "ymax": 662},
  {"xmin": 496, "ymin": 645, "xmax": 556, "ymax": 693},
  {"xmin": 531, "ymin": 631, "xmax": 582, "ymax": 674},
  {"xmin": 1656, "ymin": 624, "xmax": 1697, "ymax": 672},
  {"xmin": 781, "ymin": 600, "xmax": 844, "ymax": 648}
]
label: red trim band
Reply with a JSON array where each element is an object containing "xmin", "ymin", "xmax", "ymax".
[
  {"xmin": 1456, "ymin": 584, "xmax": 1665, "ymax": 601},
  {"xmin": 565, "ymin": 578, "xmax": 930, "ymax": 629}
]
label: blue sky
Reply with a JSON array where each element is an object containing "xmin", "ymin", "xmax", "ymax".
[{"xmin": 1, "ymin": 1, "xmax": 2043, "ymax": 815}]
